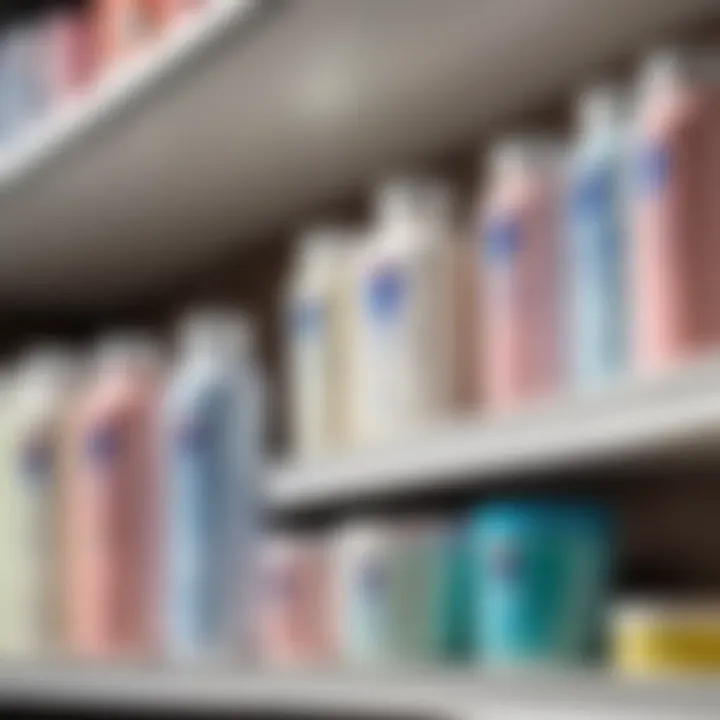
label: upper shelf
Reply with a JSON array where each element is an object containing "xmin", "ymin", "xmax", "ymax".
[
  {"xmin": 269, "ymin": 356, "xmax": 720, "ymax": 512},
  {"xmin": 1, "ymin": 0, "xmax": 718, "ymax": 309}
]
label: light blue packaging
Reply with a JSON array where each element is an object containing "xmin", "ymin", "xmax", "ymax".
[
  {"xmin": 473, "ymin": 502, "xmax": 612, "ymax": 667},
  {"xmin": 339, "ymin": 525, "xmax": 395, "ymax": 667},
  {"xmin": 164, "ymin": 312, "xmax": 263, "ymax": 660},
  {"xmin": 567, "ymin": 88, "xmax": 629, "ymax": 388}
]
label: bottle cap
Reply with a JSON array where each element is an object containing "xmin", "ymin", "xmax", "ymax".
[
  {"xmin": 577, "ymin": 84, "xmax": 628, "ymax": 131},
  {"xmin": 489, "ymin": 135, "xmax": 564, "ymax": 176},
  {"xmin": 373, "ymin": 177, "xmax": 454, "ymax": 228},
  {"xmin": 179, "ymin": 309, "xmax": 254, "ymax": 363},
  {"xmin": 95, "ymin": 332, "xmax": 161, "ymax": 372},
  {"xmin": 640, "ymin": 47, "xmax": 720, "ymax": 99}
]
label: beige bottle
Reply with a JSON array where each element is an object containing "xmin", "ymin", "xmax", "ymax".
[
  {"xmin": 353, "ymin": 179, "xmax": 455, "ymax": 446},
  {"xmin": 6, "ymin": 348, "xmax": 77, "ymax": 658},
  {"xmin": 286, "ymin": 230, "xmax": 357, "ymax": 457}
]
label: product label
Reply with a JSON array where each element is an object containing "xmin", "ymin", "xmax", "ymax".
[
  {"xmin": 366, "ymin": 265, "xmax": 405, "ymax": 323},
  {"xmin": 572, "ymin": 166, "xmax": 613, "ymax": 220},
  {"xmin": 84, "ymin": 422, "xmax": 119, "ymax": 469},
  {"xmin": 17, "ymin": 433, "xmax": 53, "ymax": 483},
  {"xmin": 291, "ymin": 299, "xmax": 325, "ymax": 339},
  {"xmin": 488, "ymin": 540, "xmax": 522, "ymax": 582},
  {"xmin": 358, "ymin": 558, "xmax": 388, "ymax": 600},
  {"xmin": 484, "ymin": 215, "xmax": 520, "ymax": 262},
  {"xmin": 263, "ymin": 567, "xmax": 296, "ymax": 603},
  {"xmin": 635, "ymin": 142, "xmax": 670, "ymax": 197},
  {"xmin": 175, "ymin": 415, "xmax": 210, "ymax": 457}
]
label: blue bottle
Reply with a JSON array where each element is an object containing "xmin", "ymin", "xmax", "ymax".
[
  {"xmin": 164, "ymin": 311, "xmax": 263, "ymax": 660},
  {"xmin": 567, "ymin": 87, "xmax": 629, "ymax": 388}
]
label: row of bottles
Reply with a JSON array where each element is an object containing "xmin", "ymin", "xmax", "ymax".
[
  {"xmin": 0, "ymin": 0, "xmax": 210, "ymax": 150},
  {"xmin": 259, "ymin": 510, "xmax": 720, "ymax": 677},
  {"xmin": 0, "ymin": 310, "xmax": 263, "ymax": 660},
  {"xmin": 258, "ymin": 503, "xmax": 613, "ymax": 670},
  {"xmin": 286, "ymin": 46, "xmax": 720, "ymax": 457}
]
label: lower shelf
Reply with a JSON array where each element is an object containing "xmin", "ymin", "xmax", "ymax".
[{"xmin": 1, "ymin": 664, "xmax": 719, "ymax": 719}]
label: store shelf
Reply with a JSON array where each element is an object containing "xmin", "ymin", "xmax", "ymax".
[
  {"xmin": 0, "ymin": 0, "xmax": 256, "ymax": 189},
  {"xmin": 270, "ymin": 356, "xmax": 720, "ymax": 512},
  {"xmin": 1, "ymin": 0, "xmax": 717, "ymax": 308},
  {"xmin": 1, "ymin": 665, "xmax": 719, "ymax": 719}
]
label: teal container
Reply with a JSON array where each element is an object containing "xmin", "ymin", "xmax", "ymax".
[
  {"xmin": 430, "ymin": 523, "xmax": 474, "ymax": 662},
  {"xmin": 473, "ymin": 502, "xmax": 612, "ymax": 667}
]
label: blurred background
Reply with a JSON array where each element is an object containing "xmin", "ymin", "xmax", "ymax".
[{"xmin": 2, "ymin": 1, "xmax": 720, "ymax": 718}]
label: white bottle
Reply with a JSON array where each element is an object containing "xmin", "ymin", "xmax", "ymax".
[
  {"xmin": 286, "ymin": 231, "xmax": 345, "ymax": 458},
  {"xmin": 354, "ymin": 179, "xmax": 454, "ymax": 445},
  {"xmin": 2, "ymin": 348, "xmax": 76, "ymax": 657},
  {"xmin": 335, "ymin": 521, "xmax": 395, "ymax": 667}
]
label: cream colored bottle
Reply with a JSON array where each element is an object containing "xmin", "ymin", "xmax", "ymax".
[
  {"xmin": 286, "ymin": 231, "xmax": 356, "ymax": 457},
  {"xmin": 352, "ymin": 179, "xmax": 455, "ymax": 446},
  {"xmin": 7, "ymin": 349, "xmax": 76, "ymax": 658}
]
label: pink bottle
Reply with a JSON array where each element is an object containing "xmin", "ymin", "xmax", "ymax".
[
  {"xmin": 478, "ymin": 138, "xmax": 563, "ymax": 411},
  {"xmin": 632, "ymin": 49, "xmax": 720, "ymax": 374},
  {"xmin": 63, "ymin": 336, "xmax": 161, "ymax": 659},
  {"xmin": 257, "ymin": 536, "xmax": 335, "ymax": 668}
]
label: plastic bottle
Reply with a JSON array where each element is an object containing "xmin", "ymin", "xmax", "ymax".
[
  {"xmin": 336, "ymin": 521, "xmax": 395, "ymax": 667},
  {"xmin": 479, "ymin": 138, "xmax": 563, "ymax": 410},
  {"xmin": 64, "ymin": 335, "xmax": 161, "ymax": 659},
  {"xmin": 257, "ymin": 534, "xmax": 335, "ymax": 668},
  {"xmin": 567, "ymin": 87, "xmax": 629, "ymax": 388},
  {"xmin": 163, "ymin": 310, "xmax": 263, "ymax": 661},
  {"xmin": 5, "ymin": 348, "xmax": 76, "ymax": 657},
  {"xmin": 632, "ymin": 49, "xmax": 720, "ymax": 373},
  {"xmin": 354, "ymin": 179, "xmax": 454, "ymax": 445},
  {"xmin": 286, "ymin": 232, "xmax": 345, "ymax": 458}
]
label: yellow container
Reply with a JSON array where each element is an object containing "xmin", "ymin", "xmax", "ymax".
[{"xmin": 614, "ymin": 602, "xmax": 720, "ymax": 676}]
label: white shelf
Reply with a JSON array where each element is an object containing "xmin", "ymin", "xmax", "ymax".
[
  {"xmin": 270, "ymin": 357, "xmax": 720, "ymax": 511},
  {"xmin": 0, "ymin": 0, "xmax": 256, "ymax": 187},
  {"xmin": 1, "ymin": 665, "xmax": 719, "ymax": 719}
]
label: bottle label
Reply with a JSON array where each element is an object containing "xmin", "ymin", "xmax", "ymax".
[
  {"xmin": 291, "ymin": 298, "xmax": 325, "ymax": 340},
  {"xmin": 17, "ymin": 433, "xmax": 52, "ymax": 483},
  {"xmin": 635, "ymin": 142, "xmax": 670, "ymax": 197},
  {"xmin": 572, "ymin": 166, "xmax": 613, "ymax": 221},
  {"xmin": 358, "ymin": 558, "xmax": 388, "ymax": 601},
  {"xmin": 263, "ymin": 567, "xmax": 296, "ymax": 604},
  {"xmin": 367, "ymin": 265, "xmax": 405, "ymax": 323},
  {"xmin": 175, "ymin": 416, "xmax": 209, "ymax": 457},
  {"xmin": 484, "ymin": 215, "xmax": 520, "ymax": 262},
  {"xmin": 84, "ymin": 422, "xmax": 119, "ymax": 469},
  {"xmin": 488, "ymin": 539, "xmax": 522, "ymax": 583}
]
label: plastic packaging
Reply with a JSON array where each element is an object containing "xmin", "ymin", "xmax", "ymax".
[
  {"xmin": 632, "ymin": 48, "xmax": 720, "ymax": 372},
  {"xmin": 354, "ymin": 178, "xmax": 454, "ymax": 444},
  {"xmin": 479, "ymin": 138, "xmax": 563, "ymax": 410},
  {"xmin": 64, "ymin": 334, "xmax": 161, "ymax": 658},
  {"xmin": 567, "ymin": 86, "xmax": 630, "ymax": 387},
  {"xmin": 163, "ymin": 310, "xmax": 263, "ymax": 660}
]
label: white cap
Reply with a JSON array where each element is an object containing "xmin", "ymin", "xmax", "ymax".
[
  {"xmin": 95, "ymin": 332, "xmax": 161, "ymax": 372},
  {"xmin": 577, "ymin": 84, "xmax": 628, "ymax": 131},
  {"xmin": 296, "ymin": 226, "xmax": 345, "ymax": 272},
  {"xmin": 639, "ymin": 47, "xmax": 720, "ymax": 99},
  {"xmin": 18, "ymin": 345, "xmax": 75, "ymax": 384},
  {"xmin": 373, "ymin": 177, "xmax": 454, "ymax": 227},
  {"xmin": 179, "ymin": 308, "xmax": 254, "ymax": 363},
  {"xmin": 489, "ymin": 135, "xmax": 564, "ymax": 176}
]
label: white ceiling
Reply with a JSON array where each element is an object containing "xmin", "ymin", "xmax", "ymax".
[{"xmin": 0, "ymin": 0, "xmax": 717, "ymax": 309}]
